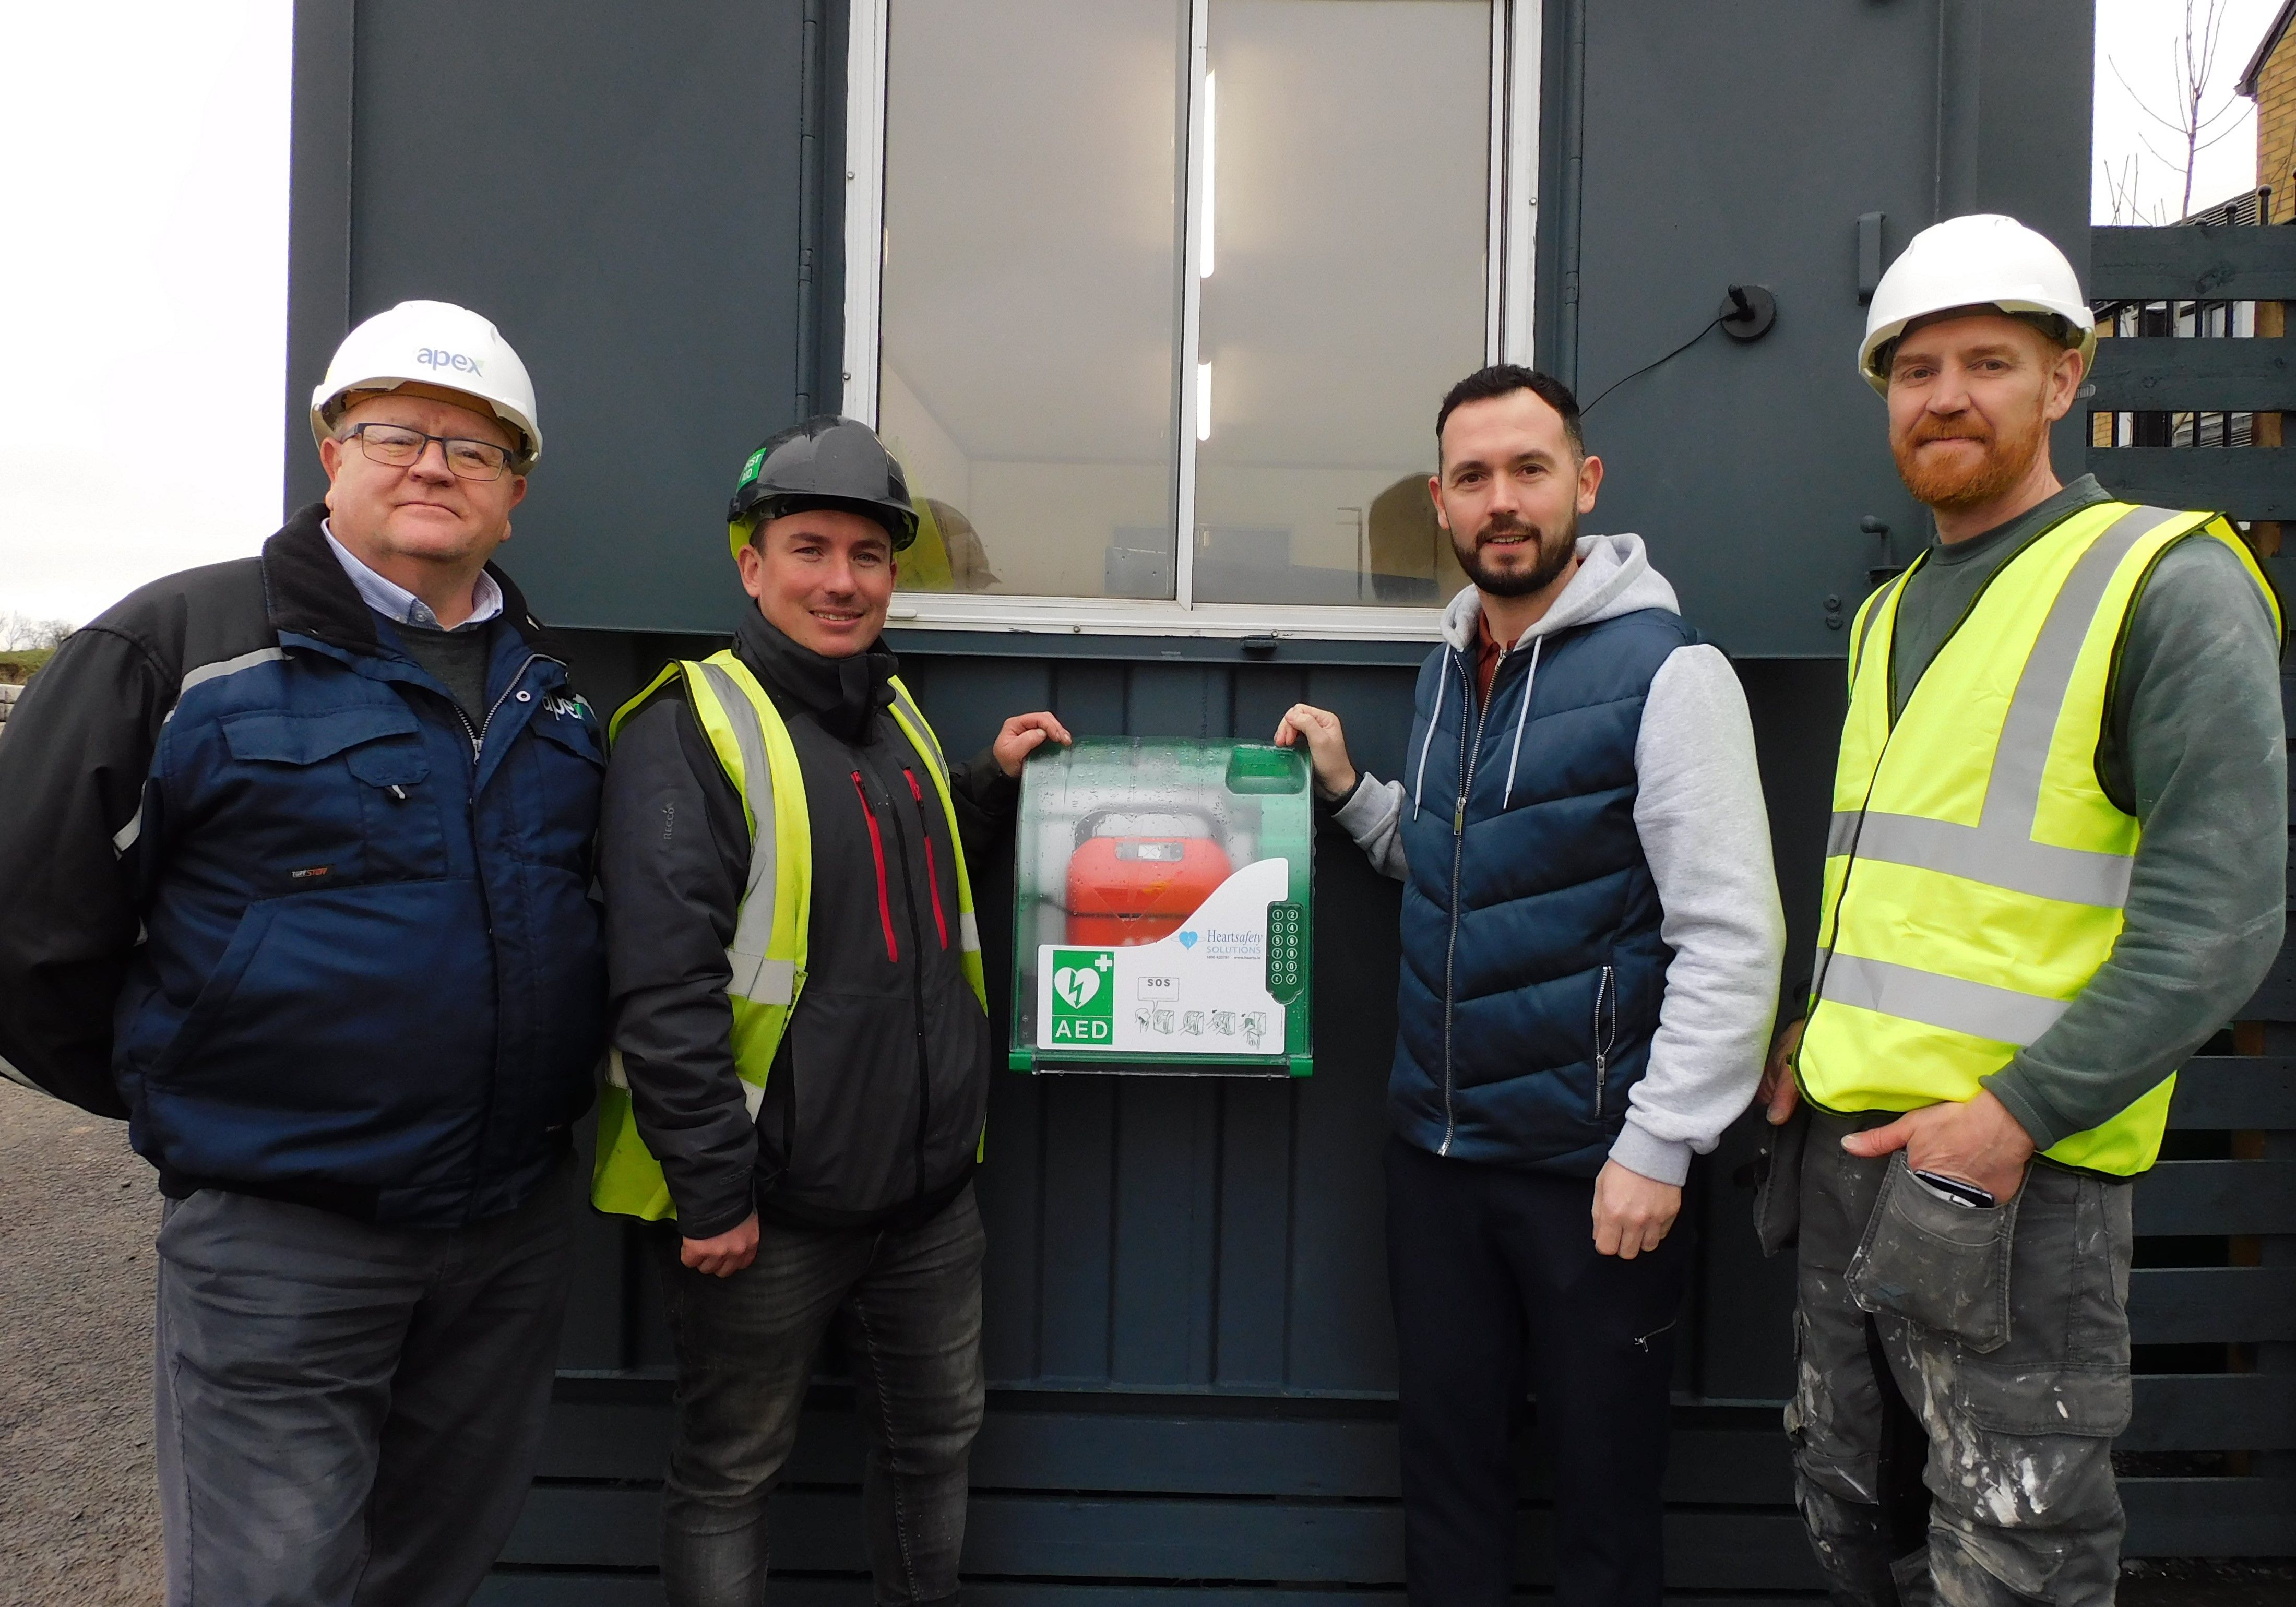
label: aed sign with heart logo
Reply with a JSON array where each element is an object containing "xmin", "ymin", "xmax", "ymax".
[{"xmin": 1036, "ymin": 857, "xmax": 1289, "ymax": 1056}]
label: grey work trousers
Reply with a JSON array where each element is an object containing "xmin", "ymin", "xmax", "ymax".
[
  {"xmin": 153, "ymin": 1155, "xmax": 577, "ymax": 1607},
  {"xmin": 653, "ymin": 1183, "xmax": 986, "ymax": 1607},
  {"xmin": 1786, "ymin": 1108, "xmax": 2133, "ymax": 1607}
]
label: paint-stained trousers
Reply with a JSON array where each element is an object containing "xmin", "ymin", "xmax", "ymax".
[{"xmin": 1787, "ymin": 1107, "xmax": 2132, "ymax": 1607}]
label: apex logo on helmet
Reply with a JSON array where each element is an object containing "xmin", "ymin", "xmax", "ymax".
[{"xmin": 417, "ymin": 348, "xmax": 485, "ymax": 378}]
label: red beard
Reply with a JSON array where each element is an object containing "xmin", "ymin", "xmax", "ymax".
[{"xmin": 1892, "ymin": 407, "xmax": 2047, "ymax": 511}]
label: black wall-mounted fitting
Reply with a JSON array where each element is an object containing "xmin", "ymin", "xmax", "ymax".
[
  {"xmin": 1862, "ymin": 515, "xmax": 1905, "ymax": 588},
  {"xmin": 1857, "ymin": 213, "xmax": 1887, "ymax": 303},
  {"xmin": 1719, "ymin": 283, "xmax": 1777, "ymax": 341}
]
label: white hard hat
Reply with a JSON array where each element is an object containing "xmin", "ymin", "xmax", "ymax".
[
  {"xmin": 1858, "ymin": 214, "xmax": 2095, "ymax": 395},
  {"xmin": 310, "ymin": 300, "xmax": 542, "ymax": 469}
]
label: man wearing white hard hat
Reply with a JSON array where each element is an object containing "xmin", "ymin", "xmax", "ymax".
[
  {"xmin": 0, "ymin": 300, "xmax": 609, "ymax": 1604},
  {"xmin": 1752, "ymin": 215, "xmax": 2285, "ymax": 1604}
]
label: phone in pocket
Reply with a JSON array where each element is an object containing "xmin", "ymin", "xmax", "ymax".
[{"xmin": 1911, "ymin": 1169, "xmax": 1998, "ymax": 1210}]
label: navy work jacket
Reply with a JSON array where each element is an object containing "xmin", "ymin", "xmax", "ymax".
[{"xmin": 2, "ymin": 505, "xmax": 609, "ymax": 1226}]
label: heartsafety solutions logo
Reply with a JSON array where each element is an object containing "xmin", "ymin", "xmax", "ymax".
[{"xmin": 1049, "ymin": 949, "xmax": 1115, "ymax": 1043}]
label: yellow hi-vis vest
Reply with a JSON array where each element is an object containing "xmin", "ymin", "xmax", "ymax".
[
  {"xmin": 590, "ymin": 651, "xmax": 988, "ymax": 1221},
  {"xmin": 1796, "ymin": 501, "xmax": 2280, "ymax": 1175}
]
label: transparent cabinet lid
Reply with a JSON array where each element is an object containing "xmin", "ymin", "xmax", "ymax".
[{"xmin": 1010, "ymin": 737, "xmax": 1313, "ymax": 1076}]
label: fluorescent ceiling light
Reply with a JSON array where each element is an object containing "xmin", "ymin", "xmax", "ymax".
[
  {"xmin": 1197, "ymin": 361, "xmax": 1212, "ymax": 441},
  {"xmin": 1200, "ymin": 70, "xmax": 1216, "ymax": 279}
]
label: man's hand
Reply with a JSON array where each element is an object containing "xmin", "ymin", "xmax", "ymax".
[
  {"xmin": 1839, "ymin": 1089, "xmax": 2035, "ymax": 1203},
  {"xmin": 1758, "ymin": 1018, "xmax": 1804, "ymax": 1125},
  {"xmin": 681, "ymin": 1210, "xmax": 760, "ymax": 1278},
  {"xmin": 1272, "ymin": 704, "xmax": 1358, "ymax": 800},
  {"xmin": 1592, "ymin": 1160, "xmax": 1681, "ymax": 1258},
  {"xmin": 993, "ymin": 711, "xmax": 1074, "ymax": 778}
]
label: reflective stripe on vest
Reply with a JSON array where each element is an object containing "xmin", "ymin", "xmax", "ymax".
[
  {"xmin": 1797, "ymin": 501, "xmax": 2280, "ymax": 1176},
  {"xmin": 590, "ymin": 652, "xmax": 986, "ymax": 1221}
]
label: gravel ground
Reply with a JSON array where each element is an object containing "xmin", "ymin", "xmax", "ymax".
[{"xmin": 0, "ymin": 1081, "xmax": 163, "ymax": 1605}]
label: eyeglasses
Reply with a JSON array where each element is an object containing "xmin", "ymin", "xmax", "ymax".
[{"xmin": 340, "ymin": 423, "xmax": 517, "ymax": 481}]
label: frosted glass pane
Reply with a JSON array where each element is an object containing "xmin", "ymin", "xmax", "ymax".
[
  {"xmin": 1192, "ymin": 0, "xmax": 1491, "ymax": 606},
  {"xmin": 880, "ymin": 0, "xmax": 1187, "ymax": 598}
]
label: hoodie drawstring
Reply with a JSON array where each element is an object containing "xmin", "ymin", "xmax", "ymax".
[
  {"xmin": 1501, "ymin": 635, "xmax": 1544, "ymax": 810},
  {"xmin": 1412, "ymin": 647, "xmax": 1450, "ymax": 820}
]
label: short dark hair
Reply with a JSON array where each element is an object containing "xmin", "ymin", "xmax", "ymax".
[{"xmin": 1435, "ymin": 365, "xmax": 1584, "ymax": 462}]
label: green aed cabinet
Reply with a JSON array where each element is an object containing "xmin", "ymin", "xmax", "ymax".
[{"xmin": 1009, "ymin": 738, "xmax": 1314, "ymax": 1077}]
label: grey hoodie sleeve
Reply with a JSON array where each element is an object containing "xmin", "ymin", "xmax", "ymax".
[
  {"xmin": 1611, "ymin": 645, "xmax": 1787, "ymax": 1186},
  {"xmin": 1330, "ymin": 772, "xmax": 1410, "ymax": 879}
]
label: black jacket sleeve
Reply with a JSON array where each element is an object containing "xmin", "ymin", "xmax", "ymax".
[
  {"xmin": 599, "ymin": 687, "xmax": 760, "ymax": 1238},
  {"xmin": 947, "ymin": 748, "xmax": 1020, "ymax": 861},
  {"xmin": 0, "ymin": 627, "xmax": 173, "ymax": 1117}
]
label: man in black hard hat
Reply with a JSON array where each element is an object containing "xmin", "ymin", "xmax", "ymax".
[{"xmin": 592, "ymin": 417, "xmax": 1067, "ymax": 1606}]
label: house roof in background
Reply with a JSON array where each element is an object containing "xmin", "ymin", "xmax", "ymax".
[{"xmin": 2240, "ymin": 0, "xmax": 2296, "ymax": 96}]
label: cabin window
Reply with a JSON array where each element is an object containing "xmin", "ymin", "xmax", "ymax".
[{"xmin": 849, "ymin": 0, "xmax": 1535, "ymax": 638}]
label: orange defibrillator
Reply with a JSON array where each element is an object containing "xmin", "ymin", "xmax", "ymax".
[{"xmin": 1064, "ymin": 808, "xmax": 1233, "ymax": 947}]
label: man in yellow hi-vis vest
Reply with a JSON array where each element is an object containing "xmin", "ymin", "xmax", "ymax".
[
  {"xmin": 1756, "ymin": 215, "xmax": 2285, "ymax": 1607},
  {"xmin": 592, "ymin": 416, "xmax": 1068, "ymax": 1606}
]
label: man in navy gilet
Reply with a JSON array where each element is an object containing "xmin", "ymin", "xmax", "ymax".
[{"xmin": 1276, "ymin": 366, "xmax": 1786, "ymax": 1605}]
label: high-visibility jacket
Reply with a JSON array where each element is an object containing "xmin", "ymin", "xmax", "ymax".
[
  {"xmin": 1797, "ymin": 501, "xmax": 2279, "ymax": 1175},
  {"xmin": 590, "ymin": 650, "xmax": 985, "ymax": 1220}
]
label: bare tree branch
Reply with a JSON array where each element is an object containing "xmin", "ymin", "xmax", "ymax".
[
  {"xmin": 2108, "ymin": 0, "xmax": 2246, "ymax": 219},
  {"xmin": 0, "ymin": 612, "xmax": 78, "ymax": 652}
]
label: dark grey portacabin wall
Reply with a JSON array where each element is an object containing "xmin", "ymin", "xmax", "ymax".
[
  {"xmin": 1540, "ymin": 0, "xmax": 2092, "ymax": 658},
  {"xmin": 284, "ymin": 0, "xmax": 847, "ymax": 635}
]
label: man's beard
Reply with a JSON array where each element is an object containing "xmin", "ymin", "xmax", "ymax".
[
  {"xmin": 1892, "ymin": 407, "xmax": 2048, "ymax": 511},
  {"xmin": 1455, "ymin": 509, "xmax": 1578, "ymax": 598}
]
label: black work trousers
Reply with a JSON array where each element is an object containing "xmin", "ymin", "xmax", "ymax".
[
  {"xmin": 1386, "ymin": 1135, "xmax": 1693, "ymax": 1607},
  {"xmin": 653, "ymin": 1184, "xmax": 986, "ymax": 1607}
]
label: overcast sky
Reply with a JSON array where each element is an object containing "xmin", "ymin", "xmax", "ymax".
[{"xmin": 0, "ymin": 1, "xmax": 2283, "ymax": 628}]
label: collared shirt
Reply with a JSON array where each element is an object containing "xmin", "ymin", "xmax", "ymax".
[
  {"xmin": 322, "ymin": 520, "xmax": 503, "ymax": 633},
  {"xmin": 1473, "ymin": 607, "xmax": 1508, "ymax": 708}
]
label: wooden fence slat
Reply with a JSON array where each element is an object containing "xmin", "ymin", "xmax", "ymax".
[
  {"xmin": 2121, "ymin": 1478, "xmax": 2296, "ymax": 1558},
  {"xmin": 2090, "ymin": 225, "xmax": 2296, "ymax": 301},
  {"xmin": 2169, "ymin": 1058, "xmax": 2296, "ymax": 1129},
  {"xmin": 2129, "ymin": 1267, "xmax": 2296, "ymax": 1344},
  {"xmin": 2239, "ymin": 948, "xmax": 2296, "ymax": 1023},
  {"xmin": 2084, "ymin": 449, "xmax": 2296, "ymax": 521},
  {"xmin": 2125, "ymin": 1375, "xmax": 2296, "ymax": 1450},
  {"xmin": 2133, "ymin": 1160, "xmax": 2296, "ymax": 1235},
  {"xmin": 2089, "ymin": 338, "xmax": 2296, "ymax": 412}
]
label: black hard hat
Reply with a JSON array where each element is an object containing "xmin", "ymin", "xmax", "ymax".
[{"xmin": 726, "ymin": 416, "xmax": 920, "ymax": 553}]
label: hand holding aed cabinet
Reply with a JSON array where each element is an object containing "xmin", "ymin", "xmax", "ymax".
[
  {"xmin": 674, "ymin": 452, "xmax": 1067, "ymax": 1279},
  {"xmin": 1292, "ymin": 367, "xmax": 1785, "ymax": 1605},
  {"xmin": 596, "ymin": 417, "xmax": 1073, "ymax": 1603}
]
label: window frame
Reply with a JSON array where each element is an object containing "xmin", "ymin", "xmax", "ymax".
[{"xmin": 843, "ymin": 0, "xmax": 1542, "ymax": 642}]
